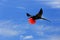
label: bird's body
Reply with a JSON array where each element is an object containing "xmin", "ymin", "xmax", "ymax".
[{"xmin": 26, "ymin": 8, "xmax": 51, "ymax": 24}]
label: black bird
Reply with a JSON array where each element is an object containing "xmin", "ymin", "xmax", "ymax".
[{"xmin": 26, "ymin": 8, "xmax": 51, "ymax": 24}]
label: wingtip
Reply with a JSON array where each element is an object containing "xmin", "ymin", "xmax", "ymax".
[
  {"xmin": 40, "ymin": 8, "xmax": 43, "ymax": 10},
  {"xmin": 26, "ymin": 13, "xmax": 31, "ymax": 17}
]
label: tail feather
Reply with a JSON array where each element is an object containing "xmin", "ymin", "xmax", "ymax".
[{"xmin": 41, "ymin": 18, "xmax": 51, "ymax": 22}]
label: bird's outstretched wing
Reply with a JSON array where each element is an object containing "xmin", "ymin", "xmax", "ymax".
[
  {"xmin": 26, "ymin": 13, "xmax": 31, "ymax": 17},
  {"xmin": 36, "ymin": 8, "xmax": 43, "ymax": 17}
]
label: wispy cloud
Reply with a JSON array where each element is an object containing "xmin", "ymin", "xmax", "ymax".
[
  {"xmin": 0, "ymin": 20, "xmax": 21, "ymax": 37},
  {"xmin": 35, "ymin": 0, "xmax": 60, "ymax": 8},
  {"xmin": 23, "ymin": 35, "xmax": 33, "ymax": 40},
  {"xmin": 45, "ymin": 35, "xmax": 60, "ymax": 40},
  {"xmin": 45, "ymin": 1, "xmax": 60, "ymax": 8},
  {"xmin": 30, "ymin": 25, "xmax": 60, "ymax": 40},
  {"xmin": 0, "ymin": 20, "xmax": 59, "ymax": 40},
  {"xmin": 0, "ymin": 28, "xmax": 19, "ymax": 36},
  {"xmin": 18, "ymin": 24, "xmax": 60, "ymax": 40}
]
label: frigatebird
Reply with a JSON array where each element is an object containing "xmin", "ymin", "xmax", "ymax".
[{"xmin": 26, "ymin": 8, "xmax": 51, "ymax": 24}]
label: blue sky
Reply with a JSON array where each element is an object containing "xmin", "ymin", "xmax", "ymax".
[{"xmin": 0, "ymin": 0, "xmax": 60, "ymax": 40}]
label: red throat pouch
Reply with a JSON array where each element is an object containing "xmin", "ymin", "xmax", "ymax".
[{"xmin": 28, "ymin": 18, "xmax": 36, "ymax": 24}]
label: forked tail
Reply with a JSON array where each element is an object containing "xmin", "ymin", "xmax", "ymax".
[{"xmin": 41, "ymin": 18, "xmax": 51, "ymax": 22}]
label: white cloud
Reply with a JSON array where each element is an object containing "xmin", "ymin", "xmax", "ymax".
[
  {"xmin": 23, "ymin": 35, "xmax": 33, "ymax": 40},
  {"xmin": 0, "ymin": 28, "xmax": 19, "ymax": 36},
  {"xmin": 46, "ymin": 1, "xmax": 60, "ymax": 8},
  {"xmin": 32, "ymin": 24, "xmax": 60, "ymax": 37},
  {"xmin": 0, "ymin": 20, "xmax": 21, "ymax": 37},
  {"xmin": 47, "ymin": 35, "xmax": 60, "ymax": 40},
  {"xmin": 34, "ymin": 25, "xmax": 60, "ymax": 40},
  {"xmin": 0, "ymin": 20, "xmax": 15, "ymax": 28},
  {"xmin": 0, "ymin": 20, "xmax": 59, "ymax": 40},
  {"xmin": 35, "ymin": 0, "xmax": 60, "ymax": 8},
  {"xmin": 0, "ymin": 20, "xmax": 31, "ymax": 37}
]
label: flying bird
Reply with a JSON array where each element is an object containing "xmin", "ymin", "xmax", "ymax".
[{"xmin": 26, "ymin": 8, "xmax": 51, "ymax": 24}]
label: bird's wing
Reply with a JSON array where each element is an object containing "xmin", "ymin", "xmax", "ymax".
[
  {"xmin": 26, "ymin": 13, "xmax": 32, "ymax": 17},
  {"xmin": 36, "ymin": 8, "xmax": 43, "ymax": 17}
]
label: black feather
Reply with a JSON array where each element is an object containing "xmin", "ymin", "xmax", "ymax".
[
  {"xmin": 36, "ymin": 8, "xmax": 43, "ymax": 18},
  {"xmin": 26, "ymin": 13, "xmax": 31, "ymax": 17}
]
